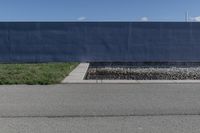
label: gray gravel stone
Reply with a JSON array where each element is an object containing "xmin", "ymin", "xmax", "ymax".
[{"xmin": 86, "ymin": 62, "xmax": 200, "ymax": 80}]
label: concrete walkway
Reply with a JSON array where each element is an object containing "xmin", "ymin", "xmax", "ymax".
[{"xmin": 62, "ymin": 63, "xmax": 89, "ymax": 83}]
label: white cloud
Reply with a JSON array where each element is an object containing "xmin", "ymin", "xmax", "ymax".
[
  {"xmin": 190, "ymin": 16, "xmax": 200, "ymax": 22},
  {"xmin": 77, "ymin": 16, "xmax": 87, "ymax": 21},
  {"xmin": 140, "ymin": 17, "xmax": 148, "ymax": 21}
]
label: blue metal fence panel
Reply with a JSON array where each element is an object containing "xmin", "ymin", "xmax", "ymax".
[{"xmin": 0, "ymin": 22, "xmax": 200, "ymax": 63}]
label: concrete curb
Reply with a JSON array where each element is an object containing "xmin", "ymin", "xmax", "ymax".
[{"xmin": 63, "ymin": 80, "xmax": 200, "ymax": 84}]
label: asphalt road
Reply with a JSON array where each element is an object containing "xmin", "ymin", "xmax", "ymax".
[
  {"xmin": 1, "ymin": 83, "xmax": 200, "ymax": 132},
  {"xmin": 1, "ymin": 115, "xmax": 200, "ymax": 133},
  {"xmin": 0, "ymin": 83, "xmax": 200, "ymax": 117}
]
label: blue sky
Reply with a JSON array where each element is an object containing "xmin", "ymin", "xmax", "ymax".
[{"xmin": 0, "ymin": 0, "xmax": 200, "ymax": 21}]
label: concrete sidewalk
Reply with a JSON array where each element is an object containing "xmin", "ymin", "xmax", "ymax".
[
  {"xmin": 1, "ymin": 84, "xmax": 200, "ymax": 117},
  {"xmin": 62, "ymin": 63, "xmax": 89, "ymax": 83}
]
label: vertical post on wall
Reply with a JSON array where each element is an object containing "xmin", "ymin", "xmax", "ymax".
[{"xmin": 185, "ymin": 11, "xmax": 189, "ymax": 22}]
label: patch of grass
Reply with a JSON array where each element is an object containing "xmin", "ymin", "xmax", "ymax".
[{"xmin": 0, "ymin": 63, "xmax": 78, "ymax": 85}]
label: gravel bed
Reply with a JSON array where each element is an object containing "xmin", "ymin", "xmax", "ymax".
[{"xmin": 85, "ymin": 62, "xmax": 200, "ymax": 80}]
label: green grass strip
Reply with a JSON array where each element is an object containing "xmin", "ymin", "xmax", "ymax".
[{"xmin": 0, "ymin": 63, "xmax": 78, "ymax": 85}]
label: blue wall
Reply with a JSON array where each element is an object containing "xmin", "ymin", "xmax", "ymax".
[{"xmin": 0, "ymin": 22, "xmax": 200, "ymax": 63}]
